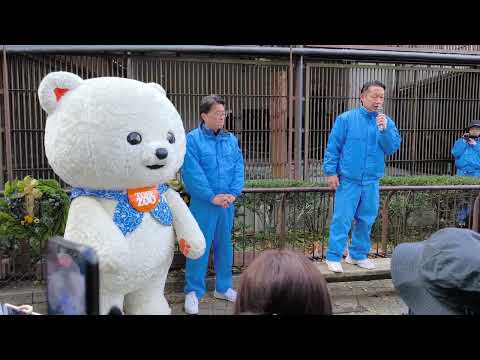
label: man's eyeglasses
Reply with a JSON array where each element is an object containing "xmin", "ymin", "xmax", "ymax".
[{"xmin": 209, "ymin": 111, "xmax": 227, "ymax": 118}]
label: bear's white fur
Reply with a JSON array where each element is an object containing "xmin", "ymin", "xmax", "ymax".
[{"xmin": 38, "ymin": 72, "xmax": 206, "ymax": 314}]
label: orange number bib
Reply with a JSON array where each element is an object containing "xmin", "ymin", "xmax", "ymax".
[{"xmin": 127, "ymin": 186, "xmax": 160, "ymax": 212}]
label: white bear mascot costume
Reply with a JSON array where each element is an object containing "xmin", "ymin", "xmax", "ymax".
[{"xmin": 38, "ymin": 72, "xmax": 206, "ymax": 315}]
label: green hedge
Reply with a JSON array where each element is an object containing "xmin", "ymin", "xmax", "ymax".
[
  {"xmin": 245, "ymin": 179, "xmax": 325, "ymax": 188},
  {"xmin": 380, "ymin": 176, "xmax": 480, "ymax": 186},
  {"xmin": 245, "ymin": 176, "xmax": 480, "ymax": 188},
  {"xmin": 237, "ymin": 176, "xmax": 480, "ymax": 254}
]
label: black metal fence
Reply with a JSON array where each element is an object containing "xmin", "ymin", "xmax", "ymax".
[
  {"xmin": 304, "ymin": 63, "xmax": 480, "ymax": 180},
  {"xmin": 3, "ymin": 48, "xmax": 480, "ymax": 186},
  {"xmin": 0, "ymin": 53, "xmax": 292, "ymax": 183},
  {"xmin": 2, "ymin": 185, "xmax": 479, "ymax": 286},
  {"xmin": 230, "ymin": 185, "xmax": 480, "ymax": 269}
]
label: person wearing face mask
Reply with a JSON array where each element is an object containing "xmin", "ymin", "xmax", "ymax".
[
  {"xmin": 451, "ymin": 120, "xmax": 480, "ymax": 227},
  {"xmin": 323, "ymin": 80, "xmax": 402, "ymax": 273},
  {"xmin": 181, "ymin": 95, "xmax": 244, "ymax": 315}
]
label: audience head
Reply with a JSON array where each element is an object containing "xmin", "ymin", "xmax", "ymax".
[
  {"xmin": 392, "ymin": 227, "xmax": 480, "ymax": 315},
  {"xmin": 235, "ymin": 249, "xmax": 332, "ymax": 315}
]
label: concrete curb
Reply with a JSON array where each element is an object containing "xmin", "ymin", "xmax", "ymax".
[{"xmin": 167, "ymin": 258, "xmax": 391, "ymax": 293}]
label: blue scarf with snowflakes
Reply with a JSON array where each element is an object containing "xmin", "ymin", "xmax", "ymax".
[{"xmin": 70, "ymin": 184, "xmax": 173, "ymax": 236}]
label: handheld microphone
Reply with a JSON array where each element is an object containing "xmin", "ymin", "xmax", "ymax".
[{"xmin": 377, "ymin": 106, "xmax": 385, "ymax": 132}]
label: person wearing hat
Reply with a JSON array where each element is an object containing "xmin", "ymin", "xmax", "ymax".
[
  {"xmin": 451, "ymin": 121, "xmax": 480, "ymax": 226},
  {"xmin": 391, "ymin": 227, "xmax": 480, "ymax": 315},
  {"xmin": 452, "ymin": 120, "xmax": 480, "ymax": 177}
]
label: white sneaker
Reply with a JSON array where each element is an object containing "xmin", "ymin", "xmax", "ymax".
[
  {"xmin": 325, "ymin": 260, "xmax": 344, "ymax": 273},
  {"xmin": 345, "ymin": 255, "xmax": 376, "ymax": 270},
  {"xmin": 184, "ymin": 291, "xmax": 199, "ymax": 315},
  {"xmin": 214, "ymin": 288, "xmax": 237, "ymax": 302}
]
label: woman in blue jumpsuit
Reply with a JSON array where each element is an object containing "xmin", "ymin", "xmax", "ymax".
[{"xmin": 181, "ymin": 95, "xmax": 244, "ymax": 314}]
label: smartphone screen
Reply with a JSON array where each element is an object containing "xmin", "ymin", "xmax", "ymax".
[{"xmin": 46, "ymin": 237, "xmax": 99, "ymax": 315}]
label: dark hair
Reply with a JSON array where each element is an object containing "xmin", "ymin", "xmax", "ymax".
[
  {"xmin": 199, "ymin": 95, "xmax": 225, "ymax": 115},
  {"xmin": 360, "ymin": 80, "xmax": 386, "ymax": 94},
  {"xmin": 234, "ymin": 250, "xmax": 332, "ymax": 315}
]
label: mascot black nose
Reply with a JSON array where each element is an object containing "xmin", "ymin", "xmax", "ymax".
[{"xmin": 155, "ymin": 148, "xmax": 168, "ymax": 160}]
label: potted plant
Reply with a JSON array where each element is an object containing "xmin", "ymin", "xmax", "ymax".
[{"xmin": 0, "ymin": 176, "xmax": 70, "ymax": 280}]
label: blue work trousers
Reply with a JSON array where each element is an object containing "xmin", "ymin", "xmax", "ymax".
[
  {"xmin": 185, "ymin": 198, "xmax": 235, "ymax": 298},
  {"xmin": 326, "ymin": 179, "xmax": 380, "ymax": 262}
]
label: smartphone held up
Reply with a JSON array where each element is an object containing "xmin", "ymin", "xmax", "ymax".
[{"xmin": 46, "ymin": 236, "xmax": 100, "ymax": 315}]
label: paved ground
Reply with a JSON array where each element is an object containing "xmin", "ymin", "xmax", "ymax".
[
  {"xmin": 167, "ymin": 279, "xmax": 408, "ymax": 315},
  {"xmin": 0, "ymin": 258, "xmax": 408, "ymax": 315}
]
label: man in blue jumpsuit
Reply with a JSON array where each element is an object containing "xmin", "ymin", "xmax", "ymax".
[
  {"xmin": 451, "ymin": 120, "xmax": 480, "ymax": 226},
  {"xmin": 181, "ymin": 95, "xmax": 244, "ymax": 314},
  {"xmin": 323, "ymin": 81, "xmax": 401, "ymax": 273}
]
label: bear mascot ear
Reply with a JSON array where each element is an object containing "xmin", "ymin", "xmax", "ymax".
[
  {"xmin": 38, "ymin": 71, "xmax": 83, "ymax": 115},
  {"xmin": 147, "ymin": 82, "xmax": 167, "ymax": 97}
]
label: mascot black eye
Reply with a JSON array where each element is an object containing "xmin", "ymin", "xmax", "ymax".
[
  {"xmin": 127, "ymin": 132, "xmax": 142, "ymax": 145},
  {"xmin": 167, "ymin": 131, "xmax": 175, "ymax": 144}
]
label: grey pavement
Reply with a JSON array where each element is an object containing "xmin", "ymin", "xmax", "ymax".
[
  {"xmin": 0, "ymin": 258, "xmax": 408, "ymax": 315},
  {"xmin": 168, "ymin": 279, "xmax": 408, "ymax": 315}
]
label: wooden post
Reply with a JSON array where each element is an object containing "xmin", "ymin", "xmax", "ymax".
[
  {"xmin": 2, "ymin": 46, "xmax": 13, "ymax": 183},
  {"xmin": 270, "ymin": 70, "xmax": 288, "ymax": 178},
  {"xmin": 277, "ymin": 193, "xmax": 287, "ymax": 249},
  {"xmin": 381, "ymin": 192, "xmax": 395, "ymax": 256},
  {"xmin": 472, "ymin": 194, "xmax": 480, "ymax": 232},
  {"xmin": 17, "ymin": 238, "xmax": 32, "ymax": 277}
]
